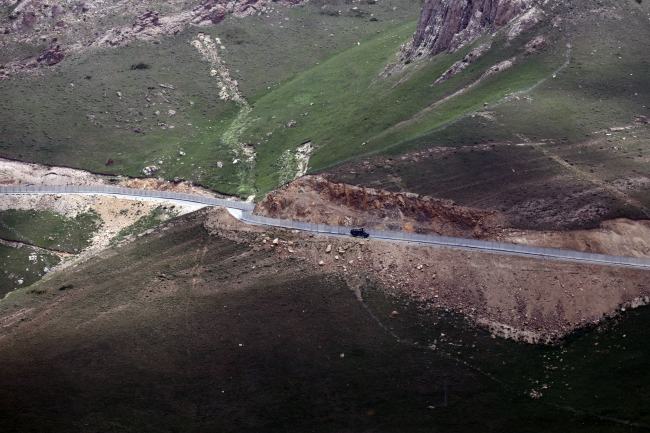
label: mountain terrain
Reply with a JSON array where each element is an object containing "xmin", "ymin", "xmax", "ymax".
[
  {"xmin": 0, "ymin": 206, "xmax": 649, "ymax": 431},
  {"xmin": 0, "ymin": 0, "xmax": 647, "ymax": 225},
  {"xmin": 1, "ymin": 0, "xmax": 650, "ymax": 429}
]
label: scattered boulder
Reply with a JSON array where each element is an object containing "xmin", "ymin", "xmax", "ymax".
[
  {"xmin": 325, "ymin": 244, "xmax": 332, "ymax": 253},
  {"xmin": 524, "ymin": 36, "xmax": 548, "ymax": 55},
  {"xmin": 635, "ymin": 115, "xmax": 649, "ymax": 124},
  {"xmin": 134, "ymin": 127, "xmax": 143, "ymax": 133},
  {"xmin": 105, "ymin": 158, "xmax": 115, "ymax": 166},
  {"xmin": 50, "ymin": 4, "xmax": 65, "ymax": 18},
  {"xmin": 8, "ymin": 3, "xmax": 39, "ymax": 33},
  {"xmin": 72, "ymin": 2, "xmax": 89, "ymax": 15},
  {"xmin": 36, "ymin": 39, "xmax": 65, "ymax": 66},
  {"xmin": 179, "ymin": 151, "xmax": 186, "ymax": 156},
  {"xmin": 141, "ymin": 166, "xmax": 159, "ymax": 175},
  {"xmin": 287, "ymin": 120, "xmax": 296, "ymax": 127},
  {"xmin": 507, "ymin": 7, "xmax": 542, "ymax": 40},
  {"xmin": 168, "ymin": 110, "xmax": 176, "ymax": 116},
  {"xmin": 133, "ymin": 10, "xmax": 162, "ymax": 33}
]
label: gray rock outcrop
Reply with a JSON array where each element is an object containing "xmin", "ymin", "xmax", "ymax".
[{"xmin": 409, "ymin": 0, "xmax": 531, "ymax": 58}]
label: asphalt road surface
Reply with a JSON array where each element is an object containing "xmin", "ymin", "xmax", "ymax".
[{"xmin": 2, "ymin": 185, "xmax": 649, "ymax": 270}]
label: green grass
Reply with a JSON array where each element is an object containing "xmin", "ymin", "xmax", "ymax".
[
  {"xmin": 242, "ymin": 16, "xmax": 570, "ymax": 197},
  {"xmin": 0, "ymin": 211, "xmax": 649, "ymax": 430},
  {"xmin": 0, "ymin": 209, "xmax": 101, "ymax": 253},
  {"xmin": 0, "ymin": 244, "xmax": 60, "ymax": 297},
  {"xmin": 322, "ymin": 0, "xmax": 650, "ymax": 229},
  {"xmin": 0, "ymin": 0, "xmax": 425, "ymax": 197}
]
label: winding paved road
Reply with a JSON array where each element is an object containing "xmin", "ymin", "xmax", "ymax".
[{"xmin": 2, "ymin": 185, "xmax": 650, "ymax": 270}]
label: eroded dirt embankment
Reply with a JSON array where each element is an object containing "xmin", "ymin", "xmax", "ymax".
[
  {"xmin": 255, "ymin": 174, "xmax": 650, "ymax": 259},
  {"xmin": 254, "ymin": 175, "xmax": 505, "ymax": 239}
]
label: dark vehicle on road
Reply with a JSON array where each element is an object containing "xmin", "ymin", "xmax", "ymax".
[{"xmin": 350, "ymin": 228, "xmax": 370, "ymax": 238}]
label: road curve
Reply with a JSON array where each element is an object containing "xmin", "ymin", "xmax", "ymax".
[{"xmin": 2, "ymin": 185, "xmax": 650, "ymax": 270}]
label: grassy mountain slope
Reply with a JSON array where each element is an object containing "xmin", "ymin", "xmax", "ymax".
[
  {"xmin": 1, "ymin": 0, "xmax": 649, "ymax": 228},
  {"xmin": 0, "ymin": 208, "xmax": 649, "ymax": 431},
  {"xmin": 325, "ymin": 0, "xmax": 650, "ymax": 230},
  {"xmin": 0, "ymin": 0, "xmax": 424, "ymax": 193}
]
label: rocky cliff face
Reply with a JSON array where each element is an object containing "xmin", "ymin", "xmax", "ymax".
[
  {"xmin": 383, "ymin": 0, "xmax": 532, "ymax": 76},
  {"xmin": 254, "ymin": 175, "xmax": 505, "ymax": 239},
  {"xmin": 412, "ymin": 0, "xmax": 530, "ymax": 57}
]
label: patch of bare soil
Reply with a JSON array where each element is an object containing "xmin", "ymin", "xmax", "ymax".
[
  {"xmin": 0, "ymin": 157, "xmax": 115, "ymax": 186},
  {"xmin": 203, "ymin": 207, "xmax": 650, "ymax": 344},
  {"xmin": 254, "ymin": 175, "xmax": 505, "ymax": 239},
  {"xmin": 499, "ymin": 218, "xmax": 650, "ymax": 258},
  {"xmin": 121, "ymin": 177, "xmax": 218, "ymax": 197}
]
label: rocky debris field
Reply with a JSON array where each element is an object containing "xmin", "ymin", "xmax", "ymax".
[{"xmin": 0, "ymin": 0, "xmax": 307, "ymax": 80}]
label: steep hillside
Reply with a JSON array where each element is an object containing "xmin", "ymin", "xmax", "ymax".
[
  {"xmin": 1, "ymin": 207, "xmax": 650, "ymax": 430},
  {"xmin": 0, "ymin": 0, "xmax": 425, "ymax": 197},
  {"xmin": 324, "ymin": 0, "xmax": 650, "ymax": 230},
  {"xmin": 1, "ymin": 0, "xmax": 649, "ymax": 227}
]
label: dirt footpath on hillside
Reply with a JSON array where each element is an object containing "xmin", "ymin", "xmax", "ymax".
[{"xmin": 205, "ymin": 208, "xmax": 650, "ymax": 344}]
